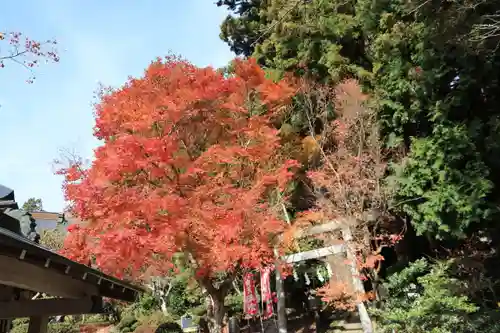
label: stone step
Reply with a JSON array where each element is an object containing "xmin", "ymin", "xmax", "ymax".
[
  {"xmin": 331, "ymin": 320, "xmax": 363, "ymax": 332},
  {"xmin": 344, "ymin": 322, "xmax": 363, "ymax": 330}
]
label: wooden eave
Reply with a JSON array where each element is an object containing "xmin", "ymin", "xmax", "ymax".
[{"xmin": 0, "ymin": 226, "xmax": 143, "ymax": 302}]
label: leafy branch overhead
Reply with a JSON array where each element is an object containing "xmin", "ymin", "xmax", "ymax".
[{"xmin": 0, "ymin": 31, "xmax": 59, "ymax": 83}]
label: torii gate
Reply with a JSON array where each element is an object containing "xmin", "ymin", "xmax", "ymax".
[{"xmin": 274, "ymin": 220, "xmax": 373, "ymax": 333}]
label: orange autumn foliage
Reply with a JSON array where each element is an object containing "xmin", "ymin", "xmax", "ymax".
[
  {"xmin": 316, "ymin": 281, "xmax": 356, "ymax": 311},
  {"xmin": 292, "ymin": 79, "xmax": 402, "ymax": 309},
  {"xmin": 317, "ymin": 282, "xmax": 376, "ymax": 311},
  {"xmin": 58, "ymin": 57, "xmax": 300, "ymax": 281}
]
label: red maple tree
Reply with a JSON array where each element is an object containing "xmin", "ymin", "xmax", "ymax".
[{"xmin": 58, "ymin": 56, "xmax": 299, "ymax": 332}]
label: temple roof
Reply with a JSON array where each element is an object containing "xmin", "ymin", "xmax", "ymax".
[
  {"xmin": 0, "ymin": 225, "xmax": 143, "ymax": 302},
  {"xmin": 0, "ymin": 184, "xmax": 142, "ymax": 303}
]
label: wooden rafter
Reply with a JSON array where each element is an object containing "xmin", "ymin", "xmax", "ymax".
[
  {"xmin": 0, "ymin": 188, "xmax": 143, "ymax": 333},
  {"xmin": 0, "ymin": 297, "xmax": 104, "ymax": 319},
  {"xmin": 0, "ymin": 226, "xmax": 142, "ymax": 302},
  {"xmin": 0, "ymin": 255, "xmax": 98, "ymax": 298}
]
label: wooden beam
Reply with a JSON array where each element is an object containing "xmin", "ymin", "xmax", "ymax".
[
  {"xmin": 276, "ymin": 219, "xmax": 346, "ymax": 244},
  {"xmin": 0, "ymin": 285, "xmax": 14, "ymax": 333},
  {"xmin": 0, "ymin": 255, "xmax": 98, "ymax": 299},
  {"xmin": 273, "ymin": 247, "xmax": 287, "ymax": 333},
  {"xmin": 294, "ymin": 220, "xmax": 347, "ymax": 239},
  {"xmin": 282, "ymin": 244, "xmax": 345, "ymax": 263},
  {"xmin": 28, "ymin": 316, "xmax": 49, "ymax": 333},
  {"xmin": 0, "ymin": 297, "xmax": 104, "ymax": 319},
  {"xmin": 0, "ymin": 200, "xmax": 17, "ymax": 208},
  {"xmin": 290, "ymin": 213, "xmax": 376, "ymax": 240}
]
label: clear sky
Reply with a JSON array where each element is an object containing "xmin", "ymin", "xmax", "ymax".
[{"xmin": 0, "ymin": 1, "xmax": 234, "ymax": 212}]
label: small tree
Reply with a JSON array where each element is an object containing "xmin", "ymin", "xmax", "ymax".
[
  {"xmin": 371, "ymin": 259, "xmax": 480, "ymax": 333},
  {"xmin": 58, "ymin": 57, "xmax": 299, "ymax": 333},
  {"xmin": 40, "ymin": 228, "xmax": 65, "ymax": 252},
  {"xmin": 286, "ymin": 79, "xmax": 401, "ymax": 306},
  {"xmin": 22, "ymin": 197, "xmax": 43, "ymax": 212}
]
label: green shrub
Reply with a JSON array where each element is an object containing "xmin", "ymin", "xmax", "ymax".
[
  {"xmin": 190, "ymin": 304, "xmax": 207, "ymax": 317},
  {"xmin": 371, "ymin": 258, "xmax": 492, "ymax": 333},
  {"xmin": 131, "ymin": 321, "xmax": 140, "ymax": 331},
  {"xmin": 225, "ymin": 293, "xmax": 243, "ymax": 317},
  {"xmin": 154, "ymin": 322, "xmax": 183, "ymax": 333},
  {"xmin": 137, "ymin": 311, "xmax": 175, "ymax": 328},
  {"xmin": 10, "ymin": 323, "xmax": 28, "ymax": 333},
  {"xmin": 135, "ymin": 292, "xmax": 160, "ymax": 316},
  {"xmin": 10, "ymin": 322, "xmax": 79, "ymax": 333},
  {"xmin": 130, "ymin": 311, "xmax": 182, "ymax": 333},
  {"xmin": 47, "ymin": 323, "xmax": 80, "ymax": 333},
  {"xmin": 12, "ymin": 318, "xmax": 29, "ymax": 326},
  {"xmin": 117, "ymin": 313, "xmax": 138, "ymax": 331},
  {"xmin": 83, "ymin": 314, "xmax": 108, "ymax": 324},
  {"xmin": 166, "ymin": 284, "xmax": 189, "ymax": 317}
]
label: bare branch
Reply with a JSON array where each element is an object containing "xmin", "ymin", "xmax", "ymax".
[{"xmin": 0, "ymin": 31, "xmax": 59, "ymax": 83}]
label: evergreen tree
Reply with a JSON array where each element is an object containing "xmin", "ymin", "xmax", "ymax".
[
  {"xmin": 216, "ymin": 0, "xmax": 500, "ymax": 239},
  {"xmin": 22, "ymin": 197, "xmax": 43, "ymax": 213}
]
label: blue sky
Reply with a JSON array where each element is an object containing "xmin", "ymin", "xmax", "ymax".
[{"xmin": 0, "ymin": 1, "xmax": 234, "ymax": 212}]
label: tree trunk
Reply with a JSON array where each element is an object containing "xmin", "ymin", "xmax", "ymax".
[
  {"xmin": 160, "ymin": 297, "xmax": 168, "ymax": 315},
  {"xmin": 199, "ymin": 276, "xmax": 233, "ymax": 333},
  {"xmin": 208, "ymin": 293, "xmax": 225, "ymax": 333},
  {"xmin": 147, "ymin": 277, "xmax": 173, "ymax": 316},
  {"xmin": 207, "ymin": 289, "xmax": 226, "ymax": 333}
]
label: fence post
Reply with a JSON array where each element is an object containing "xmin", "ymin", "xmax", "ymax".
[
  {"xmin": 273, "ymin": 248, "xmax": 287, "ymax": 333},
  {"xmin": 342, "ymin": 228, "xmax": 373, "ymax": 333}
]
